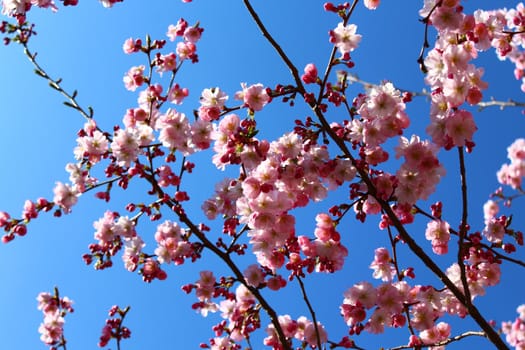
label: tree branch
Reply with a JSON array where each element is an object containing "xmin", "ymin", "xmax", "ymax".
[{"xmin": 388, "ymin": 330, "xmax": 486, "ymax": 350}]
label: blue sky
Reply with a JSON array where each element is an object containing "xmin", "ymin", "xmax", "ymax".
[{"xmin": 0, "ymin": 1, "xmax": 524, "ymax": 349}]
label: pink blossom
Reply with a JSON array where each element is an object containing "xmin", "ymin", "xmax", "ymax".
[
  {"xmin": 157, "ymin": 109, "xmax": 193, "ymax": 154},
  {"xmin": 154, "ymin": 220, "xmax": 192, "ymax": 265},
  {"xmin": 425, "ymin": 220, "xmax": 451, "ymax": 255},
  {"xmin": 53, "ymin": 182, "xmax": 79, "ymax": 214},
  {"xmin": 445, "ymin": 109, "xmax": 477, "ymax": 147},
  {"xmin": 243, "ymin": 264, "xmax": 265, "ymax": 287},
  {"xmin": 363, "ymin": 0, "xmax": 379, "ymax": 10},
  {"xmin": 483, "ymin": 218, "xmax": 505, "ymax": 243},
  {"xmin": 301, "ymin": 63, "xmax": 318, "ymax": 84},
  {"xmin": 343, "ymin": 281, "xmax": 377, "ymax": 309},
  {"xmin": 330, "ymin": 22, "xmax": 361, "ymax": 56},
  {"xmin": 123, "ymin": 65, "xmax": 145, "ymax": 91},
  {"xmin": 370, "ymin": 248, "xmax": 395, "ymax": 282},
  {"xmin": 183, "ymin": 25, "xmax": 203, "ymax": 43},
  {"xmin": 176, "ymin": 41, "xmax": 197, "ymax": 62},
  {"xmin": 502, "ymin": 305, "xmax": 525, "ymax": 349},
  {"xmin": 167, "ymin": 84, "xmax": 189, "ymax": 104},
  {"xmin": 122, "ymin": 236, "xmax": 144, "ymax": 272},
  {"xmin": 74, "ymin": 130, "xmax": 109, "ymax": 163},
  {"xmin": 430, "ymin": 6, "xmax": 462, "ymax": 31},
  {"xmin": 98, "ymin": 0, "xmax": 123, "ymax": 8},
  {"xmin": 483, "ymin": 199, "xmax": 499, "ymax": 222},
  {"xmin": 167, "ymin": 19, "xmax": 188, "ymax": 41},
  {"xmin": 38, "ymin": 312, "xmax": 65, "ymax": 345},
  {"xmin": 155, "ymin": 52, "xmax": 177, "ymax": 74},
  {"xmin": 122, "ymin": 37, "xmax": 141, "ymax": 54},
  {"xmin": 111, "ymin": 128, "xmax": 141, "ymax": 167},
  {"xmin": 508, "ymin": 138, "xmax": 525, "ymax": 163},
  {"xmin": 235, "ymin": 83, "xmax": 270, "ymax": 112}
]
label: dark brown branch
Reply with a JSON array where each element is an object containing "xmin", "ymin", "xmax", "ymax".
[
  {"xmin": 296, "ymin": 276, "xmax": 322, "ymax": 349},
  {"xmin": 457, "ymin": 147, "xmax": 472, "ymax": 303},
  {"xmin": 143, "ymin": 171, "xmax": 292, "ymax": 350}
]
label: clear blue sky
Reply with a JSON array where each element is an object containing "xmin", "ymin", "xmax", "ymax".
[{"xmin": 0, "ymin": 1, "xmax": 523, "ymax": 349}]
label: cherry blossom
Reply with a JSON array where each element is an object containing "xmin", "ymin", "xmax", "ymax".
[{"xmin": 329, "ymin": 22, "xmax": 361, "ymax": 56}]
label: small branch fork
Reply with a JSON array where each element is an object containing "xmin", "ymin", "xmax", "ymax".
[{"xmin": 142, "ymin": 170, "xmax": 293, "ymax": 350}]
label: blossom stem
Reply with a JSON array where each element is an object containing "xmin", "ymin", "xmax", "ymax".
[{"xmin": 386, "ymin": 224, "xmax": 416, "ymax": 336}]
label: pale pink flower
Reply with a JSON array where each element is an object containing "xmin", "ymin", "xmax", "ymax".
[
  {"xmin": 483, "ymin": 218, "xmax": 505, "ymax": 243},
  {"xmin": 430, "ymin": 6, "xmax": 462, "ymax": 31},
  {"xmin": 176, "ymin": 41, "xmax": 197, "ymax": 61},
  {"xmin": 122, "ymin": 236, "xmax": 144, "ymax": 272},
  {"xmin": 122, "ymin": 38, "xmax": 140, "ymax": 54},
  {"xmin": 330, "ymin": 22, "xmax": 361, "ymax": 56},
  {"xmin": 111, "ymin": 128, "xmax": 141, "ymax": 167},
  {"xmin": 74, "ymin": 130, "xmax": 109, "ymax": 163},
  {"xmin": 157, "ymin": 109, "xmax": 192, "ymax": 152},
  {"xmin": 2, "ymin": 0, "xmax": 29, "ymax": 16},
  {"xmin": 443, "ymin": 44, "xmax": 471, "ymax": 74},
  {"xmin": 425, "ymin": 220, "xmax": 451, "ymax": 255},
  {"xmin": 123, "ymin": 65, "xmax": 145, "ymax": 91},
  {"xmin": 366, "ymin": 82, "xmax": 401, "ymax": 118},
  {"xmin": 38, "ymin": 312, "xmax": 64, "ymax": 345},
  {"xmin": 343, "ymin": 281, "xmax": 377, "ymax": 309},
  {"xmin": 363, "ymin": 0, "xmax": 380, "ymax": 10},
  {"xmin": 443, "ymin": 75, "xmax": 469, "ymax": 107},
  {"xmin": 370, "ymin": 247, "xmax": 396, "ymax": 282},
  {"xmin": 366, "ymin": 308, "xmax": 388, "ymax": 334},
  {"xmin": 183, "ymin": 26, "xmax": 203, "ymax": 43},
  {"xmin": 200, "ymin": 87, "xmax": 228, "ymax": 108},
  {"xmin": 167, "ymin": 84, "xmax": 189, "ymax": 105},
  {"xmin": 508, "ymin": 138, "xmax": 525, "ymax": 163},
  {"xmin": 156, "ymin": 52, "xmax": 177, "ymax": 74},
  {"xmin": 235, "ymin": 83, "xmax": 270, "ymax": 112},
  {"xmin": 53, "ymin": 182, "xmax": 79, "ymax": 214},
  {"xmin": 445, "ymin": 109, "xmax": 477, "ymax": 147},
  {"xmin": 167, "ymin": 19, "xmax": 188, "ymax": 41},
  {"xmin": 483, "ymin": 199, "xmax": 499, "ymax": 222},
  {"xmin": 243, "ymin": 264, "xmax": 265, "ymax": 287}
]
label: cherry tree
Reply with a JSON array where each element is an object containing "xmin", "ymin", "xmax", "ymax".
[{"xmin": 0, "ymin": 0, "xmax": 524, "ymax": 349}]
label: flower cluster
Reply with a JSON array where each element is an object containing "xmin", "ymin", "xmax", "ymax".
[
  {"xmin": 394, "ymin": 135, "xmax": 445, "ymax": 205},
  {"xmin": 264, "ymin": 315, "xmax": 327, "ymax": 349},
  {"xmin": 502, "ymin": 304, "xmax": 525, "ymax": 350},
  {"xmin": 348, "ymin": 82, "xmax": 410, "ymax": 159},
  {"xmin": 497, "ymin": 138, "xmax": 525, "ymax": 190},
  {"xmin": 341, "ymin": 242, "xmax": 504, "ymax": 345},
  {"xmin": 475, "ymin": 4, "xmax": 525, "ymax": 92},
  {"xmin": 1, "ymin": 0, "xmax": 123, "ymax": 18},
  {"xmin": 37, "ymin": 289, "xmax": 74, "ymax": 349},
  {"xmin": 421, "ymin": 0, "xmax": 489, "ymax": 150},
  {"xmin": 98, "ymin": 305, "xmax": 131, "ymax": 348}
]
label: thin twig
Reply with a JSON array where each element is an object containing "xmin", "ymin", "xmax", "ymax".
[
  {"xmin": 388, "ymin": 330, "xmax": 486, "ymax": 350},
  {"xmin": 457, "ymin": 147, "xmax": 472, "ymax": 303},
  {"xmin": 296, "ymin": 276, "xmax": 322, "ymax": 350}
]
